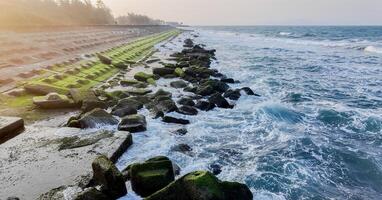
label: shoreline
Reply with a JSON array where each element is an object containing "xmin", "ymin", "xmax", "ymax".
[{"xmin": 0, "ymin": 28, "xmax": 256, "ymax": 200}]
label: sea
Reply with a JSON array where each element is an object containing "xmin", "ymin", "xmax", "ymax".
[{"xmin": 117, "ymin": 26, "xmax": 382, "ymax": 200}]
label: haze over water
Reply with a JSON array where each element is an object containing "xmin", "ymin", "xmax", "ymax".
[{"xmin": 118, "ymin": 26, "xmax": 382, "ymax": 200}]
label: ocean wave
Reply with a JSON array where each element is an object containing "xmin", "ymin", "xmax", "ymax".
[
  {"xmin": 279, "ymin": 32, "xmax": 292, "ymax": 36},
  {"xmin": 364, "ymin": 45, "xmax": 382, "ymax": 54}
]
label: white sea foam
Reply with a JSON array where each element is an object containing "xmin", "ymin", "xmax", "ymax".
[
  {"xmin": 279, "ymin": 32, "xmax": 292, "ymax": 36},
  {"xmin": 364, "ymin": 45, "xmax": 382, "ymax": 54}
]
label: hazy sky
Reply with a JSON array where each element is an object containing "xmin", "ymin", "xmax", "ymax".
[{"xmin": 101, "ymin": 0, "xmax": 382, "ymax": 25}]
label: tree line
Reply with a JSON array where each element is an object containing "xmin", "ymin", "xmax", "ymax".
[{"xmin": 0, "ymin": 0, "xmax": 165, "ymax": 26}]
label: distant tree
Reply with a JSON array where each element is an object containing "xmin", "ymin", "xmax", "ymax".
[
  {"xmin": 116, "ymin": 13, "xmax": 165, "ymax": 25},
  {"xmin": 0, "ymin": 0, "xmax": 114, "ymax": 26}
]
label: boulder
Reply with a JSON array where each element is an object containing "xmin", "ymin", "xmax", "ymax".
[
  {"xmin": 118, "ymin": 114, "xmax": 147, "ymax": 133},
  {"xmin": 221, "ymin": 78, "xmax": 235, "ymax": 84},
  {"xmin": 170, "ymin": 80, "xmax": 188, "ymax": 88},
  {"xmin": 183, "ymin": 39, "xmax": 194, "ymax": 48},
  {"xmin": 162, "ymin": 116, "xmax": 190, "ymax": 125},
  {"xmin": 153, "ymin": 68, "xmax": 175, "ymax": 76},
  {"xmin": 223, "ymin": 89, "xmax": 241, "ymax": 100},
  {"xmin": 174, "ymin": 68, "xmax": 185, "ymax": 77},
  {"xmin": 241, "ymin": 87, "xmax": 255, "ymax": 95},
  {"xmin": 74, "ymin": 187, "xmax": 110, "ymax": 200},
  {"xmin": 111, "ymin": 107, "xmax": 138, "ymax": 117},
  {"xmin": 195, "ymin": 100, "xmax": 216, "ymax": 111},
  {"xmin": 208, "ymin": 93, "xmax": 233, "ymax": 109},
  {"xmin": 177, "ymin": 97, "xmax": 195, "ymax": 106},
  {"xmin": 81, "ymin": 100, "xmax": 108, "ymax": 112},
  {"xmin": 120, "ymin": 79, "xmax": 142, "ymax": 86},
  {"xmin": 33, "ymin": 93, "xmax": 76, "ymax": 109},
  {"xmin": 177, "ymin": 106, "xmax": 198, "ymax": 116},
  {"xmin": 171, "ymin": 144, "xmax": 192, "ymax": 153},
  {"xmin": 172, "ymin": 128, "xmax": 187, "ymax": 136},
  {"xmin": 151, "ymin": 99, "xmax": 178, "ymax": 114},
  {"xmin": 129, "ymin": 156, "xmax": 175, "ymax": 197},
  {"xmin": 196, "ymin": 85, "xmax": 215, "ymax": 96},
  {"xmin": 78, "ymin": 108, "xmax": 118, "ymax": 129},
  {"xmin": 92, "ymin": 155, "xmax": 127, "ymax": 199},
  {"xmin": 145, "ymin": 171, "xmax": 253, "ymax": 200},
  {"xmin": 113, "ymin": 98, "xmax": 144, "ymax": 111},
  {"xmin": 125, "ymin": 89, "xmax": 152, "ymax": 96},
  {"xmin": 134, "ymin": 72, "xmax": 155, "ymax": 82}
]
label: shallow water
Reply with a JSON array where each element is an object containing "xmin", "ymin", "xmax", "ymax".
[{"xmin": 117, "ymin": 26, "xmax": 382, "ymax": 200}]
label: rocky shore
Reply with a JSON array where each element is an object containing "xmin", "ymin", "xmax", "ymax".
[{"xmin": 1, "ymin": 30, "xmax": 256, "ymax": 200}]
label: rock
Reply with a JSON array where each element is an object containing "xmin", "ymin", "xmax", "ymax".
[
  {"xmin": 33, "ymin": 93, "xmax": 76, "ymax": 109},
  {"xmin": 172, "ymin": 128, "xmax": 187, "ymax": 135},
  {"xmin": 223, "ymin": 89, "xmax": 241, "ymax": 100},
  {"xmin": 78, "ymin": 108, "xmax": 118, "ymax": 129},
  {"xmin": 221, "ymin": 78, "xmax": 235, "ymax": 84},
  {"xmin": 152, "ymin": 99, "xmax": 178, "ymax": 114},
  {"xmin": 177, "ymin": 106, "xmax": 198, "ymax": 116},
  {"xmin": 113, "ymin": 61, "xmax": 128, "ymax": 69},
  {"xmin": 241, "ymin": 87, "xmax": 255, "ymax": 95},
  {"xmin": 81, "ymin": 100, "xmax": 108, "ymax": 112},
  {"xmin": 183, "ymin": 39, "xmax": 194, "ymax": 48},
  {"xmin": 170, "ymin": 80, "xmax": 188, "ymax": 88},
  {"xmin": 209, "ymin": 164, "xmax": 222, "ymax": 175},
  {"xmin": 177, "ymin": 61, "xmax": 190, "ymax": 68},
  {"xmin": 177, "ymin": 97, "xmax": 195, "ymax": 106},
  {"xmin": 120, "ymin": 79, "xmax": 142, "ymax": 86},
  {"xmin": 174, "ymin": 68, "xmax": 185, "ymax": 77},
  {"xmin": 171, "ymin": 144, "xmax": 192, "ymax": 153},
  {"xmin": 220, "ymin": 181, "xmax": 253, "ymax": 200},
  {"xmin": 97, "ymin": 54, "xmax": 112, "ymax": 65},
  {"xmin": 153, "ymin": 68, "xmax": 175, "ymax": 76},
  {"xmin": 162, "ymin": 116, "xmax": 190, "ymax": 125},
  {"xmin": 111, "ymin": 107, "xmax": 138, "ymax": 117},
  {"xmin": 134, "ymin": 72, "xmax": 155, "ymax": 82},
  {"xmin": 70, "ymin": 89, "xmax": 98, "ymax": 104},
  {"xmin": 208, "ymin": 93, "xmax": 233, "ymax": 109},
  {"xmin": 125, "ymin": 88, "xmax": 152, "ymax": 96},
  {"xmin": 145, "ymin": 171, "xmax": 253, "ymax": 200},
  {"xmin": 113, "ymin": 98, "xmax": 143, "ymax": 111},
  {"xmin": 183, "ymin": 86, "xmax": 197, "ymax": 93},
  {"xmin": 199, "ymin": 79, "xmax": 230, "ymax": 93},
  {"xmin": 74, "ymin": 187, "xmax": 110, "ymax": 200},
  {"xmin": 106, "ymin": 90, "xmax": 130, "ymax": 100},
  {"xmin": 92, "ymin": 155, "xmax": 127, "ymax": 199},
  {"xmin": 195, "ymin": 100, "xmax": 216, "ymax": 111},
  {"xmin": 129, "ymin": 156, "xmax": 175, "ymax": 197},
  {"xmin": 118, "ymin": 114, "xmax": 147, "ymax": 133},
  {"xmin": 151, "ymin": 89, "xmax": 172, "ymax": 99},
  {"xmin": 196, "ymin": 85, "xmax": 215, "ymax": 96},
  {"xmin": 163, "ymin": 74, "xmax": 177, "ymax": 79}
]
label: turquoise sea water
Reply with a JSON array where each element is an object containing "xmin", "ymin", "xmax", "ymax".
[{"xmin": 118, "ymin": 26, "xmax": 382, "ymax": 200}]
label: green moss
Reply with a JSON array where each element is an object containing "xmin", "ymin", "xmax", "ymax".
[
  {"xmin": 134, "ymin": 72, "xmax": 154, "ymax": 82},
  {"xmin": 147, "ymin": 78, "xmax": 156, "ymax": 85},
  {"xmin": 174, "ymin": 68, "xmax": 185, "ymax": 77}
]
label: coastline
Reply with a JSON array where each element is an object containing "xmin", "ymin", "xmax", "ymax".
[{"xmin": 0, "ymin": 28, "xmax": 255, "ymax": 200}]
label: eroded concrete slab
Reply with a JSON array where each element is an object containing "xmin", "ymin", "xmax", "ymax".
[
  {"xmin": 0, "ymin": 116, "xmax": 24, "ymax": 143},
  {"xmin": 0, "ymin": 125, "xmax": 132, "ymax": 200}
]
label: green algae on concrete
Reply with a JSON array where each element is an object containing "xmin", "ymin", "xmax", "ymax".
[{"xmin": 2, "ymin": 29, "xmax": 180, "ymax": 112}]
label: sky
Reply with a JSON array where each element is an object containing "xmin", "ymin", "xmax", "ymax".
[{"xmin": 100, "ymin": 0, "xmax": 382, "ymax": 25}]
